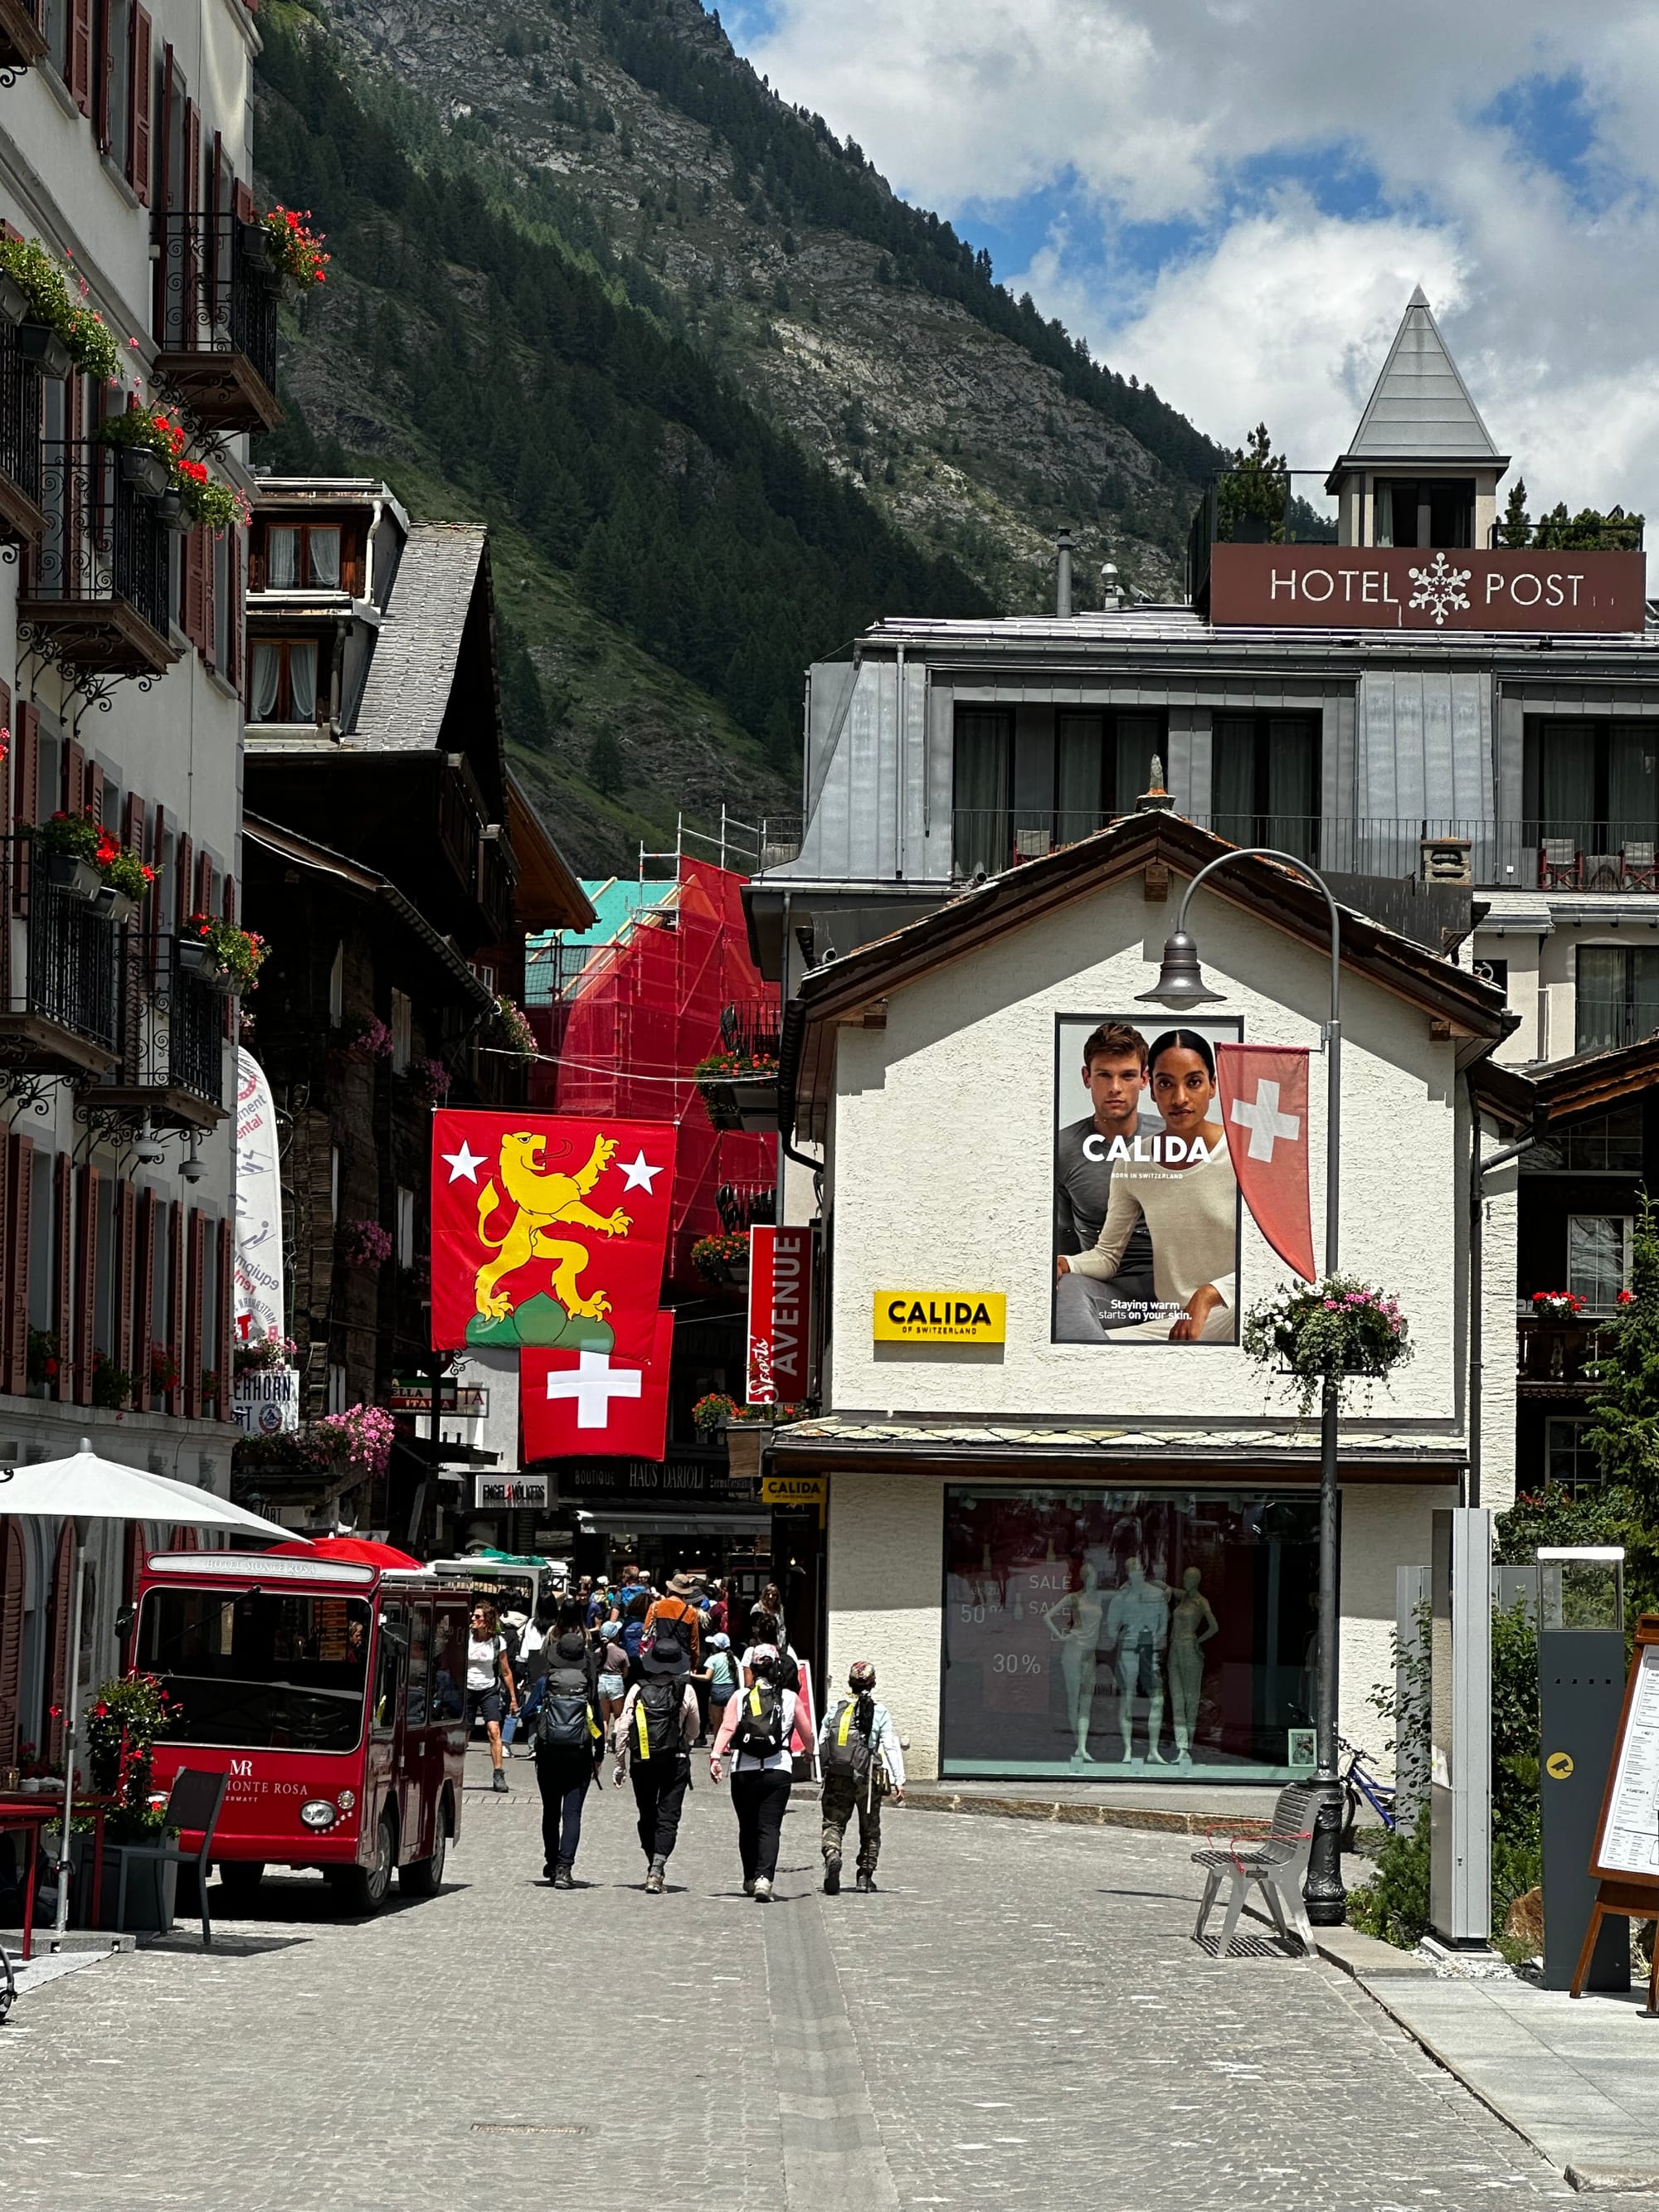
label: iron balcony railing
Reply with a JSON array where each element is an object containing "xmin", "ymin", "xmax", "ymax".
[
  {"xmin": 948, "ymin": 812, "xmax": 1659, "ymax": 892},
  {"xmin": 1486, "ymin": 516, "xmax": 1643, "ymax": 552},
  {"xmin": 164, "ymin": 956, "xmax": 225, "ymax": 1106},
  {"xmin": 1186, "ymin": 469, "xmax": 1339, "ymax": 608},
  {"xmin": 0, "ymin": 319, "xmax": 41, "ymax": 512},
  {"xmin": 153, "ymin": 209, "xmax": 279, "ymax": 397},
  {"xmin": 27, "ymin": 876, "xmax": 119, "ymax": 1051},
  {"xmin": 26, "ymin": 439, "xmax": 171, "ymax": 639},
  {"xmin": 718, "ymin": 995, "xmax": 782, "ymax": 1059}
]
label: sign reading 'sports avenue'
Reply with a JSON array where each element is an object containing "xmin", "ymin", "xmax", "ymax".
[{"xmin": 1209, "ymin": 544, "xmax": 1647, "ymax": 634}]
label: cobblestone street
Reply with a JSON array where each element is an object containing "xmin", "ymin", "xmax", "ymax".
[{"xmin": 0, "ymin": 1757, "xmax": 1597, "ymax": 2210}]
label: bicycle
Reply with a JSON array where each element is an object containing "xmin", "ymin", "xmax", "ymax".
[{"xmin": 1339, "ymin": 1736, "xmax": 1397, "ymax": 1852}]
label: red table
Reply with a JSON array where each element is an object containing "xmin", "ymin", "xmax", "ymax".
[{"xmin": 0, "ymin": 1792, "xmax": 112, "ymax": 1957}]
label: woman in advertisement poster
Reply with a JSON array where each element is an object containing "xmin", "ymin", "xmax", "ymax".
[{"xmin": 1056, "ymin": 1030, "xmax": 1238, "ymax": 1344}]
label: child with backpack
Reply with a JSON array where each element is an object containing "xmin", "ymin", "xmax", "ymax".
[
  {"xmin": 611, "ymin": 1631, "xmax": 700, "ymax": 1894},
  {"xmin": 708, "ymin": 1644, "xmax": 808, "ymax": 1903},
  {"xmin": 533, "ymin": 1610, "xmax": 605, "ymax": 1888},
  {"xmin": 818, "ymin": 1661, "xmax": 906, "ymax": 1894}
]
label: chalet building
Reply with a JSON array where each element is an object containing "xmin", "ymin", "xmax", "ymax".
[
  {"xmin": 750, "ymin": 288, "xmax": 1659, "ymax": 1782},
  {"xmin": 0, "ymin": 1, "xmax": 269, "ymax": 1777},
  {"xmin": 237, "ymin": 479, "xmax": 591, "ymax": 1544}
]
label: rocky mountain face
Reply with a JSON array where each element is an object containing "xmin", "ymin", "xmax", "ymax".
[{"xmin": 258, "ymin": 1, "xmax": 1224, "ymax": 873}]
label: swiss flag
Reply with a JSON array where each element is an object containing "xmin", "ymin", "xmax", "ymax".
[
  {"xmin": 523, "ymin": 1310, "xmax": 674, "ymax": 1463},
  {"xmin": 430, "ymin": 1111, "xmax": 676, "ymax": 1360},
  {"xmin": 1216, "ymin": 1044, "xmax": 1317, "ymax": 1283}
]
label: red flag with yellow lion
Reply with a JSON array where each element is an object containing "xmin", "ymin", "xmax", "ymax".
[{"xmin": 430, "ymin": 1111, "xmax": 678, "ymax": 1360}]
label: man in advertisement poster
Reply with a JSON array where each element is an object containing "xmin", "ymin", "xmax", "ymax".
[
  {"xmin": 1056, "ymin": 1028, "xmax": 1239, "ymax": 1345},
  {"xmin": 1053, "ymin": 1022, "xmax": 1160, "ymax": 1342}
]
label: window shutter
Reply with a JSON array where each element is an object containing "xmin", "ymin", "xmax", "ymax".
[
  {"xmin": 0, "ymin": 679, "xmax": 9, "ymax": 1005},
  {"xmin": 175, "ymin": 828, "xmax": 192, "ymax": 936},
  {"xmin": 114, "ymin": 1175, "xmax": 134, "ymax": 1376},
  {"xmin": 64, "ymin": 736, "xmax": 84, "ymax": 818},
  {"xmin": 44, "ymin": 1524, "xmax": 73, "ymax": 1765},
  {"xmin": 185, "ymin": 97, "xmax": 200, "ymax": 213},
  {"xmin": 216, "ymin": 1214, "xmax": 233, "ymax": 1424},
  {"xmin": 119, "ymin": 1521, "xmax": 144, "ymax": 1669},
  {"xmin": 194, "ymin": 848, "xmax": 212, "ymax": 916},
  {"xmin": 234, "ymin": 178, "xmax": 254, "ymax": 224},
  {"xmin": 70, "ymin": 0, "xmax": 91, "ymax": 114},
  {"xmin": 129, "ymin": 6, "xmax": 151, "ymax": 203},
  {"xmin": 202, "ymin": 522, "xmax": 217, "ymax": 670},
  {"xmin": 85, "ymin": 759, "xmax": 105, "ymax": 829},
  {"xmin": 94, "ymin": 0, "xmax": 112, "ymax": 151},
  {"xmin": 11, "ymin": 701, "xmax": 36, "ymax": 915},
  {"xmin": 147, "ymin": 800, "xmax": 164, "ymax": 979},
  {"xmin": 53, "ymin": 1151, "xmax": 71, "ymax": 1403},
  {"xmin": 166, "ymin": 1198, "xmax": 182, "ymax": 1412},
  {"xmin": 75, "ymin": 1162, "xmax": 98, "ymax": 1407},
  {"xmin": 183, "ymin": 525, "xmax": 206, "ymax": 650},
  {"xmin": 226, "ymin": 528, "xmax": 242, "ymax": 690},
  {"xmin": 133, "ymin": 1184, "xmax": 156, "ymax": 1409},
  {"xmin": 183, "ymin": 1205, "xmax": 204, "ymax": 1418},
  {"xmin": 0, "ymin": 1519, "xmax": 23, "ymax": 1772},
  {"xmin": 5, "ymin": 1132, "xmax": 30, "ymax": 1397}
]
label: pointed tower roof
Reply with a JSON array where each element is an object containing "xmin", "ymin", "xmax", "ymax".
[{"xmin": 1327, "ymin": 289, "xmax": 1506, "ymax": 487}]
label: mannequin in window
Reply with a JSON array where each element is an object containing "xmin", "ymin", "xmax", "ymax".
[
  {"xmin": 1044, "ymin": 1563, "xmax": 1105, "ymax": 1761},
  {"xmin": 1107, "ymin": 1554, "xmax": 1170, "ymax": 1762},
  {"xmin": 1167, "ymin": 1568, "xmax": 1219, "ymax": 1762}
]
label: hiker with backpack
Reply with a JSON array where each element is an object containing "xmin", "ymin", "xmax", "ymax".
[
  {"xmin": 818, "ymin": 1661, "xmax": 906, "ymax": 1894},
  {"xmin": 708, "ymin": 1643, "xmax": 807, "ymax": 1903},
  {"xmin": 611, "ymin": 1631, "xmax": 700, "ymax": 1894},
  {"xmin": 534, "ymin": 1607, "xmax": 605, "ymax": 1888},
  {"xmin": 644, "ymin": 1571, "xmax": 704, "ymax": 1667}
]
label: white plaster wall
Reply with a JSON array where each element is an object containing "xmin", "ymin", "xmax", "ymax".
[
  {"xmin": 826, "ymin": 870, "xmax": 1467, "ymax": 1428},
  {"xmin": 1340, "ymin": 1484, "xmax": 1444, "ymax": 1774},
  {"xmin": 1470, "ymin": 927, "xmax": 1544, "ymax": 1064},
  {"xmin": 826, "ymin": 1471, "xmax": 943, "ymax": 1781}
]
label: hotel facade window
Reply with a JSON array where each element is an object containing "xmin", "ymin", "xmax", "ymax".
[
  {"xmin": 249, "ymin": 638, "xmax": 322, "ymax": 725},
  {"xmin": 1575, "ymin": 944, "xmax": 1659, "ymax": 1053},
  {"xmin": 1545, "ymin": 1417, "xmax": 1602, "ymax": 1490},
  {"xmin": 259, "ymin": 523, "xmax": 346, "ymax": 591},
  {"xmin": 1566, "ymin": 1213, "xmax": 1632, "ymax": 1309},
  {"xmin": 1370, "ymin": 477, "xmax": 1474, "ymax": 547},
  {"xmin": 953, "ymin": 707, "xmax": 1165, "ymax": 878},
  {"xmin": 1209, "ymin": 712, "xmax": 1321, "ymax": 864},
  {"xmin": 941, "ymin": 1486, "xmax": 1320, "ymax": 1782}
]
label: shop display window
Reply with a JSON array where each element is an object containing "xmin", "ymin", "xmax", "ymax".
[{"xmin": 941, "ymin": 1485, "xmax": 1321, "ymax": 1782}]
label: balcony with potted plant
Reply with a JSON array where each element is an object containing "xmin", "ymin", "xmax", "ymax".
[
  {"xmin": 148, "ymin": 202, "xmax": 323, "ymax": 434},
  {"xmin": 0, "ymin": 820, "xmax": 125, "ymax": 1077}
]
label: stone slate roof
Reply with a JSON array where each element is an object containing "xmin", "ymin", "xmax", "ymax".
[
  {"xmin": 351, "ymin": 522, "xmax": 486, "ymax": 749},
  {"xmin": 1337, "ymin": 287, "xmax": 1505, "ymax": 468}
]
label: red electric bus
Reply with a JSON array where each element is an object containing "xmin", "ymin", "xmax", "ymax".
[{"xmin": 134, "ymin": 1544, "xmax": 469, "ymax": 1913}]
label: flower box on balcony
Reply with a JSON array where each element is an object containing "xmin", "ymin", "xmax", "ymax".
[
  {"xmin": 177, "ymin": 937, "xmax": 223, "ymax": 985},
  {"xmin": 89, "ymin": 882, "xmax": 138, "ymax": 926},
  {"xmin": 45, "ymin": 853, "xmax": 100, "ymax": 902},
  {"xmin": 117, "ymin": 447, "xmax": 169, "ymax": 500},
  {"xmin": 0, "ymin": 273, "xmax": 26, "ymax": 327},
  {"xmin": 16, "ymin": 320, "xmax": 69, "ymax": 380}
]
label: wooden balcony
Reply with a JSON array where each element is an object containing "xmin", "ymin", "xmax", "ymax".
[
  {"xmin": 152, "ymin": 211, "xmax": 282, "ymax": 435},
  {"xmin": 1516, "ymin": 1317, "xmax": 1612, "ymax": 1396}
]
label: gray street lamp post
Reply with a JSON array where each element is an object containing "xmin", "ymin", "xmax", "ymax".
[{"xmin": 1137, "ymin": 848, "xmax": 1346, "ymax": 1924}]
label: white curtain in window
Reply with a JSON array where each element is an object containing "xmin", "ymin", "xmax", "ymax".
[
  {"xmin": 287, "ymin": 640, "xmax": 318, "ymax": 722},
  {"xmin": 1372, "ymin": 480, "xmax": 1394, "ymax": 547},
  {"xmin": 250, "ymin": 641, "xmax": 280, "ymax": 722},
  {"xmin": 308, "ymin": 527, "xmax": 342, "ymax": 588},
  {"xmin": 267, "ymin": 527, "xmax": 299, "ymax": 587}
]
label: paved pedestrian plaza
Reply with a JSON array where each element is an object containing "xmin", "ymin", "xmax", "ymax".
[{"xmin": 0, "ymin": 1759, "xmax": 1623, "ymax": 2210}]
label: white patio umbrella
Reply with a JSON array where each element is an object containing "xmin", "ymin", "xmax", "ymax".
[{"xmin": 0, "ymin": 1441, "xmax": 301, "ymax": 1949}]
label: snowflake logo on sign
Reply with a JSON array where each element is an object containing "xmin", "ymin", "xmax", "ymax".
[{"xmin": 1406, "ymin": 549, "xmax": 1472, "ymax": 625}]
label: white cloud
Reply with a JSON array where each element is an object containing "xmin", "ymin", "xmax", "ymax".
[{"xmin": 743, "ymin": 0, "xmax": 1659, "ymax": 523}]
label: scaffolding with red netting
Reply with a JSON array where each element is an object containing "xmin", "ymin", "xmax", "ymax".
[{"xmin": 526, "ymin": 858, "xmax": 776, "ymax": 1281}]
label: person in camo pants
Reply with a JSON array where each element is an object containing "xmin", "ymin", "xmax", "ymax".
[{"xmin": 817, "ymin": 1660, "xmax": 906, "ymax": 1894}]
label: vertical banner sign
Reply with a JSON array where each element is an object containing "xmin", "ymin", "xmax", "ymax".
[
  {"xmin": 431, "ymin": 1111, "xmax": 677, "ymax": 1360},
  {"xmin": 1216, "ymin": 1043, "xmax": 1316, "ymax": 1283},
  {"xmin": 746, "ymin": 1224, "xmax": 815, "ymax": 1403},
  {"xmin": 523, "ymin": 1308, "xmax": 675, "ymax": 1462},
  {"xmin": 233, "ymin": 1048, "xmax": 285, "ymax": 1344}
]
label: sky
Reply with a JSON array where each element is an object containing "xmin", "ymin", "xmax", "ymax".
[{"xmin": 719, "ymin": 0, "xmax": 1659, "ymax": 521}]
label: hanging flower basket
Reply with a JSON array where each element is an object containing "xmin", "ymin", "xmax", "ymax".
[
  {"xmin": 1242, "ymin": 1275, "xmax": 1413, "ymax": 1416},
  {"xmin": 340, "ymin": 1218, "xmax": 393, "ymax": 1272},
  {"xmin": 1530, "ymin": 1290, "xmax": 1585, "ymax": 1321},
  {"xmin": 693, "ymin": 1048, "xmax": 781, "ymax": 1133},
  {"xmin": 181, "ymin": 912, "xmax": 266, "ymax": 994}
]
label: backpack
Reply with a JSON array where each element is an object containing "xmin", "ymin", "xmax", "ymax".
[
  {"xmin": 822, "ymin": 1694, "xmax": 875, "ymax": 1781},
  {"xmin": 632, "ymin": 1675, "xmax": 686, "ymax": 1762},
  {"xmin": 538, "ymin": 1659, "xmax": 597, "ymax": 1755},
  {"xmin": 776, "ymin": 1647, "xmax": 800, "ymax": 1696},
  {"xmin": 732, "ymin": 1682, "xmax": 786, "ymax": 1760}
]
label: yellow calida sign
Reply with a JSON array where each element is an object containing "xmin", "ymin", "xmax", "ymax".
[
  {"xmin": 761, "ymin": 1474, "xmax": 827, "ymax": 1509},
  {"xmin": 873, "ymin": 1291, "xmax": 1007, "ymax": 1343}
]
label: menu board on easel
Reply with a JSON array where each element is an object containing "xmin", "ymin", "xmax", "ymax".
[
  {"xmin": 1576, "ymin": 1618, "xmax": 1659, "ymax": 2007},
  {"xmin": 1592, "ymin": 1641, "xmax": 1659, "ymax": 1880}
]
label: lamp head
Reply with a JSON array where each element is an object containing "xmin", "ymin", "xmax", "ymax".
[{"xmin": 1136, "ymin": 929, "xmax": 1226, "ymax": 1007}]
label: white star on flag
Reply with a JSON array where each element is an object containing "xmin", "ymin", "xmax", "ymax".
[
  {"xmin": 545, "ymin": 1351, "xmax": 644, "ymax": 1428},
  {"xmin": 618, "ymin": 1150, "xmax": 664, "ymax": 1194},
  {"xmin": 1229, "ymin": 1078, "xmax": 1301, "ymax": 1164},
  {"xmin": 441, "ymin": 1140, "xmax": 487, "ymax": 1184}
]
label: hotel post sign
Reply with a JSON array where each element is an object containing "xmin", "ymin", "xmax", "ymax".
[{"xmin": 1209, "ymin": 544, "xmax": 1647, "ymax": 634}]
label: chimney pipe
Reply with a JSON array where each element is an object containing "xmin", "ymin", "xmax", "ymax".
[
  {"xmin": 1101, "ymin": 561, "xmax": 1121, "ymax": 610},
  {"xmin": 1055, "ymin": 527, "xmax": 1073, "ymax": 618}
]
